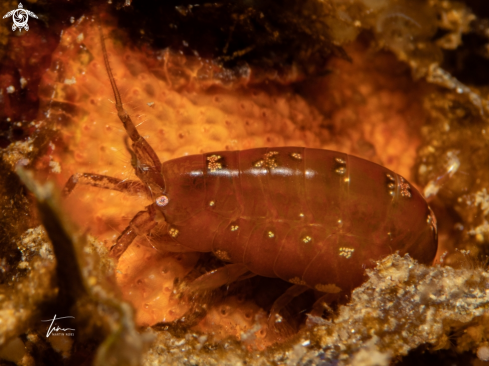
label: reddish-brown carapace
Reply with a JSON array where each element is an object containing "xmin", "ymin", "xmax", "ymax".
[{"xmin": 63, "ymin": 23, "xmax": 438, "ymax": 309}]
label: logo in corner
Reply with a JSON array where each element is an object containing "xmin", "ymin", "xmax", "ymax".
[
  {"xmin": 41, "ymin": 315, "xmax": 75, "ymax": 337},
  {"xmin": 3, "ymin": 3, "xmax": 38, "ymax": 32}
]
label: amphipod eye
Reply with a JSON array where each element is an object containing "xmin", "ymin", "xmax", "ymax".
[{"xmin": 155, "ymin": 195, "xmax": 169, "ymax": 207}]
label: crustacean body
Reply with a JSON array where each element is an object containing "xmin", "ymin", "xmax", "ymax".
[{"xmin": 64, "ymin": 24, "xmax": 438, "ymax": 297}]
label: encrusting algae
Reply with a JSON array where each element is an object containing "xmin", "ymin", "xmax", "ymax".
[{"xmin": 1, "ymin": 0, "xmax": 489, "ymax": 364}]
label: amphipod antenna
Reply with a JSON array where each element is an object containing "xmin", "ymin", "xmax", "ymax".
[{"xmin": 97, "ymin": 22, "xmax": 165, "ymax": 196}]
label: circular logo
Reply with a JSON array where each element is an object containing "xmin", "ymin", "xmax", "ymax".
[{"xmin": 2, "ymin": 3, "xmax": 38, "ymax": 32}]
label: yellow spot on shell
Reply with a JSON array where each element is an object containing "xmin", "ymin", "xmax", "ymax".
[
  {"xmin": 339, "ymin": 247, "xmax": 354, "ymax": 258},
  {"xmin": 231, "ymin": 225, "xmax": 239, "ymax": 231},
  {"xmin": 315, "ymin": 283, "xmax": 342, "ymax": 293},
  {"xmin": 289, "ymin": 277, "xmax": 307, "ymax": 286},
  {"xmin": 209, "ymin": 201, "xmax": 215, "ymax": 207},
  {"xmin": 214, "ymin": 250, "xmax": 231, "ymax": 262},
  {"xmin": 169, "ymin": 228, "xmax": 179, "ymax": 238},
  {"xmin": 264, "ymin": 151, "xmax": 279, "ymax": 168},
  {"xmin": 302, "ymin": 236, "xmax": 312, "ymax": 243},
  {"xmin": 399, "ymin": 176, "xmax": 412, "ymax": 197},
  {"xmin": 255, "ymin": 151, "xmax": 279, "ymax": 169},
  {"xmin": 207, "ymin": 155, "xmax": 222, "ymax": 172},
  {"xmin": 268, "ymin": 231, "xmax": 274, "ymax": 238},
  {"xmin": 291, "ymin": 152, "xmax": 302, "ymax": 160},
  {"xmin": 427, "ymin": 206, "xmax": 437, "ymax": 235}
]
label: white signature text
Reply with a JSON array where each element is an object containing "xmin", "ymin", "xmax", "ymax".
[{"xmin": 41, "ymin": 315, "xmax": 75, "ymax": 337}]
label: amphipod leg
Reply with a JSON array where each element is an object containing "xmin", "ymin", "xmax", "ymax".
[
  {"xmin": 309, "ymin": 292, "xmax": 340, "ymax": 318},
  {"xmin": 268, "ymin": 284, "xmax": 309, "ymax": 335},
  {"xmin": 187, "ymin": 263, "xmax": 254, "ymax": 292},
  {"xmin": 98, "ymin": 24, "xmax": 165, "ymax": 198},
  {"xmin": 62, "ymin": 173, "xmax": 150, "ymax": 198},
  {"xmin": 109, "ymin": 203, "xmax": 158, "ymax": 260}
]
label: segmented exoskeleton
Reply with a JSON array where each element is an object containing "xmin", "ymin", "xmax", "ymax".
[{"xmin": 64, "ymin": 24, "xmax": 438, "ymax": 298}]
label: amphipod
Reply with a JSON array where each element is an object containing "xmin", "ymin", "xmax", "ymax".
[{"xmin": 64, "ymin": 25, "xmax": 438, "ymax": 297}]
